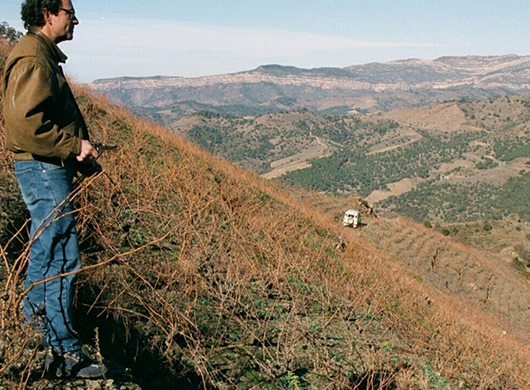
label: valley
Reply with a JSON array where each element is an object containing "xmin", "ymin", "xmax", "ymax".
[
  {"xmin": 164, "ymin": 95, "xmax": 530, "ymax": 226},
  {"xmin": 89, "ymin": 54, "xmax": 530, "ymax": 227}
]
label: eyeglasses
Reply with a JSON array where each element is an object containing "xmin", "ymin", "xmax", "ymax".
[{"xmin": 59, "ymin": 8, "xmax": 77, "ymax": 19}]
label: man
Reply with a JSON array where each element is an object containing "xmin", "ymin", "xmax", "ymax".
[{"xmin": 3, "ymin": 0, "xmax": 106, "ymax": 379}]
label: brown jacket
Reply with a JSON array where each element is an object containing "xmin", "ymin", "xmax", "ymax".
[{"xmin": 2, "ymin": 30, "xmax": 88, "ymax": 161}]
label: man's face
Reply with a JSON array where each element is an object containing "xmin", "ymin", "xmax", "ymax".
[{"xmin": 44, "ymin": 0, "xmax": 79, "ymax": 43}]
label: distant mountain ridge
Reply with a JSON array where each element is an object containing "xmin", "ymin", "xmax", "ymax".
[{"xmin": 91, "ymin": 54, "xmax": 530, "ymax": 117}]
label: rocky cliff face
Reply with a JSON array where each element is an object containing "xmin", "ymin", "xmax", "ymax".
[{"xmin": 89, "ymin": 55, "xmax": 530, "ymax": 115}]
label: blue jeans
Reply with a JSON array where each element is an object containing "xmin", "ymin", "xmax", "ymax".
[{"xmin": 15, "ymin": 160, "xmax": 81, "ymax": 353}]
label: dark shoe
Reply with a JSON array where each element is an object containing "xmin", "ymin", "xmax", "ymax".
[
  {"xmin": 44, "ymin": 350, "xmax": 58, "ymax": 374},
  {"xmin": 45, "ymin": 349, "xmax": 108, "ymax": 378}
]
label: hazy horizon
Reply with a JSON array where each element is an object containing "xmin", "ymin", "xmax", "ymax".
[{"xmin": 2, "ymin": 0, "xmax": 529, "ymax": 83}]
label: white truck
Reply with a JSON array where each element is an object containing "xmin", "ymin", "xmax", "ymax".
[{"xmin": 343, "ymin": 209, "xmax": 361, "ymax": 228}]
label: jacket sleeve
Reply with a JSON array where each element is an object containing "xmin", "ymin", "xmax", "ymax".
[{"xmin": 4, "ymin": 60, "xmax": 82, "ymax": 159}]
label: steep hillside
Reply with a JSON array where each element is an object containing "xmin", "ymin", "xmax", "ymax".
[
  {"xmin": 90, "ymin": 55, "xmax": 530, "ymax": 119},
  {"xmin": 432, "ymin": 218, "xmax": 530, "ymax": 281},
  {"xmin": 2, "ymin": 41, "xmax": 530, "ymax": 389},
  {"xmin": 290, "ymin": 188, "xmax": 530, "ymax": 333}
]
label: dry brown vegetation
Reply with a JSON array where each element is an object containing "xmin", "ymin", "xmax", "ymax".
[{"xmin": 2, "ymin": 40, "xmax": 530, "ymax": 389}]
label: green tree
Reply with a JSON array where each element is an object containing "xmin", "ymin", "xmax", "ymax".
[{"xmin": 0, "ymin": 21, "xmax": 23, "ymax": 44}]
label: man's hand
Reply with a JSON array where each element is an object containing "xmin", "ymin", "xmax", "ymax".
[{"xmin": 77, "ymin": 139, "xmax": 99, "ymax": 162}]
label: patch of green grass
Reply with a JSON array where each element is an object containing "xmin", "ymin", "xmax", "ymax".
[
  {"xmin": 280, "ymin": 371, "xmax": 301, "ymax": 390},
  {"xmin": 422, "ymin": 363, "xmax": 453, "ymax": 390}
]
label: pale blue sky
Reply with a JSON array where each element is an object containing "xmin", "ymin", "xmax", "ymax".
[{"xmin": 2, "ymin": 1, "xmax": 529, "ymax": 82}]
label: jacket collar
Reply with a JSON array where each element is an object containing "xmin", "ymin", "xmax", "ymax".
[{"xmin": 27, "ymin": 28, "xmax": 68, "ymax": 64}]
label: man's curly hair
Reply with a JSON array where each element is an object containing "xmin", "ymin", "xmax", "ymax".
[{"xmin": 21, "ymin": 0, "xmax": 62, "ymax": 30}]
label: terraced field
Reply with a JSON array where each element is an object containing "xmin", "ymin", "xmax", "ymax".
[
  {"xmin": 291, "ymin": 189, "xmax": 530, "ymax": 342},
  {"xmin": 355, "ymin": 217, "xmax": 530, "ymax": 340}
]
